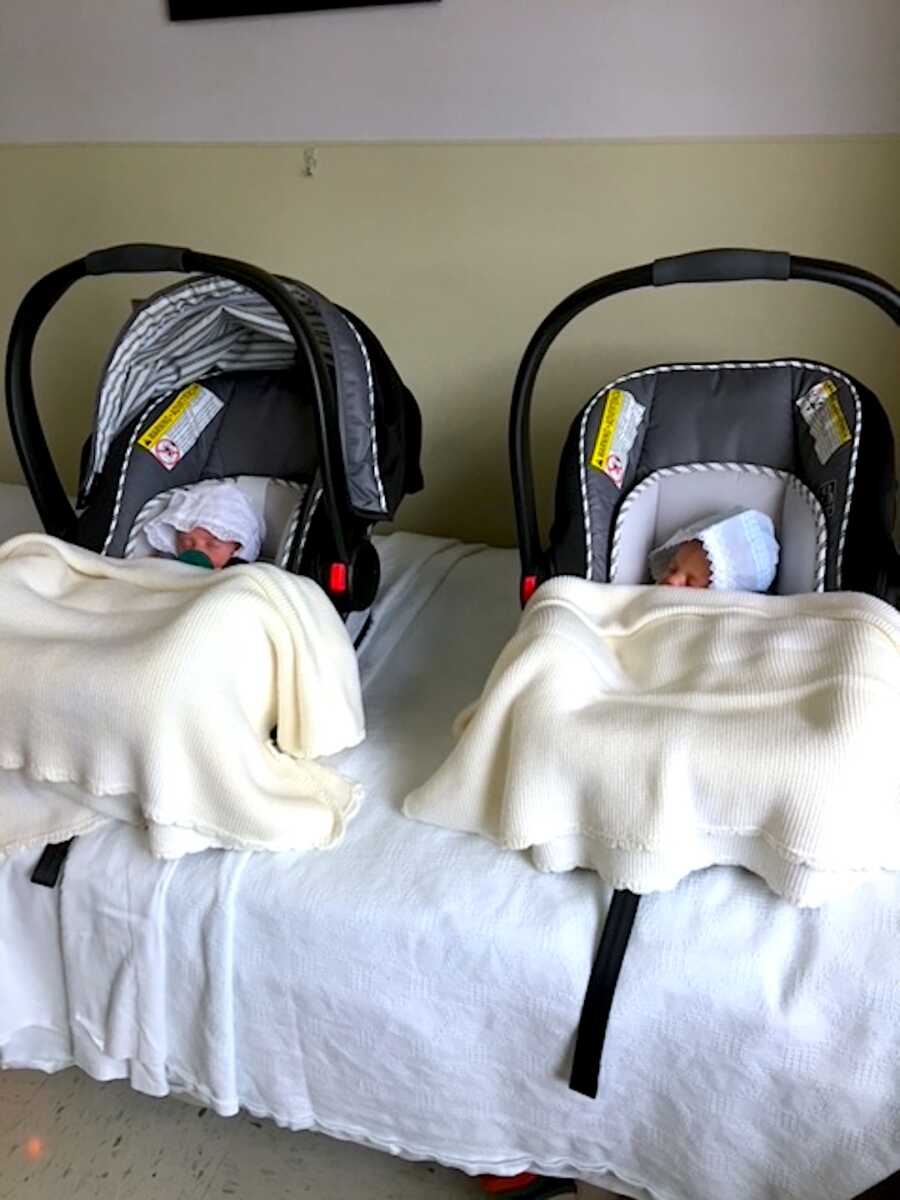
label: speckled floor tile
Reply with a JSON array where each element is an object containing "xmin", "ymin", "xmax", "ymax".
[
  {"xmin": 1, "ymin": 1068, "xmax": 619, "ymax": 1199},
  {"xmin": 203, "ymin": 1112, "xmax": 464, "ymax": 1200},
  {"xmin": 1, "ymin": 1072, "xmax": 224, "ymax": 1200},
  {"xmin": 0, "ymin": 1071, "xmax": 48, "ymax": 1139}
]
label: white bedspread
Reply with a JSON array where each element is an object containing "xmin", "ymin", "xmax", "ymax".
[
  {"xmin": 405, "ymin": 577, "xmax": 900, "ymax": 906},
  {"xmin": 1, "ymin": 484, "xmax": 897, "ymax": 1200},
  {"xmin": 0, "ymin": 533, "xmax": 364, "ymax": 859}
]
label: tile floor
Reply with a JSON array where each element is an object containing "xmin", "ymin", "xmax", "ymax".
[{"xmin": 0, "ymin": 1068, "xmax": 618, "ymax": 1200}]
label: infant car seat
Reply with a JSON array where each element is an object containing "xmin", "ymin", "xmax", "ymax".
[
  {"xmin": 509, "ymin": 248, "xmax": 900, "ymax": 1101},
  {"xmin": 6, "ymin": 244, "xmax": 423, "ymax": 615},
  {"xmin": 5, "ymin": 243, "xmax": 423, "ymax": 890}
]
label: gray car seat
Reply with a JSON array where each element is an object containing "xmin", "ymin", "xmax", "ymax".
[
  {"xmin": 5, "ymin": 244, "xmax": 424, "ymax": 890},
  {"xmin": 509, "ymin": 248, "xmax": 900, "ymax": 1105}
]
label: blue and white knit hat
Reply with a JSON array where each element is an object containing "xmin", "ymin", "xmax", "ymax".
[{"xmin": 649, "ymin": 508, "xmax": 780, "ymax": 592}]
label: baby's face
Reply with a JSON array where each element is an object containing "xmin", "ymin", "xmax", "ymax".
[
  {"xmin": 658, "ymin": 539, "xmax": 711, "ymax": 589},
  {"xmin": 175, "ymin": 526, "xmax": 240, "ymax": 569}
]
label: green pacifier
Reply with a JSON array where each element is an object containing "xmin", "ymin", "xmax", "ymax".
[{"xmin": 176, "ymin": 549, "xmax": 214, "ymax": 569}]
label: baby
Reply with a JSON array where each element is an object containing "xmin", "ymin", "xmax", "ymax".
[
  {"xmin": 649, "ymin": 508, "xmax": 780, "ymax": 592},
  {"xmin": 174, "ymin": 526, "xmax": 241, "ymax": 570},
  {"xmin": 143, "ymin": 478, "xmax": 266, "ymax": 570}
]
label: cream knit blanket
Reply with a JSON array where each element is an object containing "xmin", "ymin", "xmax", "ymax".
[
  {"xmin": 0, "ymin": 534, "xmax": 364, "ymax": 858},
  {"xmin": 404, "ymin": 578, "xmax": 900, "ymax": 906}
]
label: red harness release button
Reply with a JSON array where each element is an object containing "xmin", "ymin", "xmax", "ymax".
[
  {"xmin": 329, "ymin": 562, "xmax": 348, "ymax": 594},
  {"xmin": 520, "ymin": 574, "xmax": 538, "ymax": 605}
]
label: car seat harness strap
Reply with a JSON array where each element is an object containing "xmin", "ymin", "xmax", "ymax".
[
  {"xmin": 568, "ymin": 887, "xmax": 640, "ymax": 1098},
  {"xmin": 30, "ymin": 838, "xmax": 74, "ymax": 888}
]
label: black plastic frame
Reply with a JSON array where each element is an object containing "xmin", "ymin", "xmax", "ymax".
[
  {"xmin": 5, "ymin": 243, "xmax": 357, "ymax": 568},
  {"xmin": 510, "ymin": 248, "xmax": 900, "ymax": 594},
  {"xmin": 169, "ymin": 1, "xmax": 438, "ymax": 19}
]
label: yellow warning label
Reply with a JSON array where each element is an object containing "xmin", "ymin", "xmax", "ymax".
[
  {"xmin": 590, "ymin": 389, "xmax": 625, "ymax": 470},
  {"xmin": 797, "ymin": 378, "xmax": 851, "ymax": 465},
  {"xmin": 823, "ymin": 384, "xmax": 851, "ymax": 448},
  {"xmin": 138, "ymin": 383, "xmax": 203, "ymax": 451}
]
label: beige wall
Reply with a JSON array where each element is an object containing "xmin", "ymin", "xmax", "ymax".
[{"xmin": 1, "ymin": 139, "xmax": 898, "ymax": 546}]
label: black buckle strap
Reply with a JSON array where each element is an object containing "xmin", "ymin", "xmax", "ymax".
[
  {"xmin": 30, "ymin": 839, "xmax": 75, "ymax": 888},
  {"xmin": 569, "ymin": 888, "xmax": 640, "ymax": 1099}
]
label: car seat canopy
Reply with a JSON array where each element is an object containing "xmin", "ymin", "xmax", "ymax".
[{"xmin": 74, "ymin": 275, "xmax": 422, "ymax": 564}]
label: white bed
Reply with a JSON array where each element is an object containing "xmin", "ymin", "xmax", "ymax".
[{"xmin": 0, "ymin": 481, "xmax": 897, "ymax": 1200}]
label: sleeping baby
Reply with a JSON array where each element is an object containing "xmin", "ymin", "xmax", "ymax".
[
  {"xmin": 649, "ymin": 508, "xmax": 780, "ymax": 592},
  {"xmin": 143, "ymin": 478, "xmax": 266, "ymax": 570}
]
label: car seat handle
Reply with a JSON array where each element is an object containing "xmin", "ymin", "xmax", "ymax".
[
  {"xmin": 85, "ymin": 244, "xmax": 190, "ymax": 275},
  {"xmin": 652, "ymin": 248, "xmax": 790, "ymax": 285}
]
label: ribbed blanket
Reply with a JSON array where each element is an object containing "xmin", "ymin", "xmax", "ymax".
[
  {"xmin": 405, "ymin": 578, "xmax": 900, "ymax": 906},
  {"xmin": 0, "ymin": 534, "xmax": 364, "ymax": 858}
]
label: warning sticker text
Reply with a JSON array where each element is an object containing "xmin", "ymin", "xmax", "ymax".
[
  {"xmin": 797, "ymin": 379, "xmax": 852, "ymax": 466},
  {"xmin": 139, "ymin": 383, "xmax": 223, "ymax": 471},
  {"xmin": 589, "ymin": 388, "xmax": 644, "ymax": 487}
]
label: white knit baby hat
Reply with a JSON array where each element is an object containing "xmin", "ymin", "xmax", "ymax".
[
  {"xmin": 649, "ymin": 508, "xmax": 780, "ymax": 592},
  {"xmin": 143, "ymin": 478, "xmax": 266, "ymax": 563}
]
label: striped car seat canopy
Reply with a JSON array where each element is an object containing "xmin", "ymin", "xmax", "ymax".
[{"xmin": 73, "ymin": 275, "xmax": 422, "ymax": 563}]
